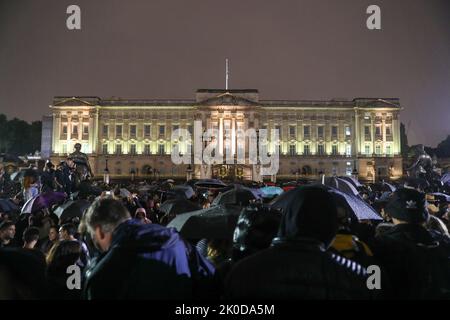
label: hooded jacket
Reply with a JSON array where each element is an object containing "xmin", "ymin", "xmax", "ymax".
[
  {"xmin": 373, "ymin": 223, "xmax": 450, "ymax": 299},
  {"xmin": 224, "ymin": 186, "xmax": 371, "ymax": 299},
  {"xmin": 83, "ymin": 220, "xmax": 215, "ymax": 299}
]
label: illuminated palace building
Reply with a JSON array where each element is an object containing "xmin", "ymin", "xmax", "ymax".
[{"xmin": 42, "ymin": 89, "xmax": 403, "ymax": 181}]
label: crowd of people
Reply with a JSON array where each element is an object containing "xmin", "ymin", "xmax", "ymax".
[{"xmin": 0, "ymin": 160, "xmax": 450, "ymax": 300}]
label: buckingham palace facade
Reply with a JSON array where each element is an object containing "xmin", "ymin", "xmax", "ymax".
[{"xmin": 41, "ymin": 89, "xmax": 403, "ymax": 182}]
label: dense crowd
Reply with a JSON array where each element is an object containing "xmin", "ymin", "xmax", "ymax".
[{"xmin": 0, "ymin": 159, "xmax": 450, "ymax": 300}]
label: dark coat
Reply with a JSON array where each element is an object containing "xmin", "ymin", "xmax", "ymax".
[
  {"xmin": 372, "ymin": 223, "xmax": 450, "ymax": 299},
  {"xmin": 224, "ymin": 239, "xmax": 371, "ymax": 299},
  {"xmin": 83, "ymin": 220, "xmax": 216, "ymax": 300}
]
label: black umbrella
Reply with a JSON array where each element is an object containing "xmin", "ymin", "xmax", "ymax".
[
  {"xmin": 54, "ymin": 199, "xmax": 91, "ymax": 222},
  {"xmin": 320, "ymin": 177, "xmax": 359, "ymax": 196},
  {"xmin": 167, "ymin": 204, "xmax": 243, "ymax": 240},
  {"xmin": 271, "ymin": 185, "xmax": 381, "ymax": 221},
  {"xmin": 211, "ymin": 187, "xmax": 259, "ymax": 206},
  {"xmin": 194, "ymin": 179, "xmax": 227, "ymax": 189},
  {"xmin": 0, "ymin": 199, "xmax": 18, "ymax": 213},
  {"xmin": 159, "ymin": 198, "xmax": 201, "ymax": 216},
  {"xmin": 165, "ymin": 185, "xmax": 195, "ymax": 200}
]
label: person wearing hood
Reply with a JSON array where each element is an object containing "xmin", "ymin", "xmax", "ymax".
[
  {"xmin": 224, "ymin": 185, "xmax": 371, "ymax": 299},
  {"xmin": 372, "ymin": 188, "xmax": 450, "ymax": 299},
  {"xmin": 82, "ymin": 198, "xmax": 216, "ymax": 299}
]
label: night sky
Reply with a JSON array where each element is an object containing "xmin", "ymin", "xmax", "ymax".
[{"xmin": 0, "ymin": 0, "xmax": 449, "ymax": 146}]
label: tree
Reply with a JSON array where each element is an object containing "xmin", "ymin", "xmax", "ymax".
[
  {"xmin": 0, "ymin": 114, "xmax": 42, "ymax": 156},
  {"xmin": 436, "ymin": 135, "xmax": 450, "ymax": 158}
]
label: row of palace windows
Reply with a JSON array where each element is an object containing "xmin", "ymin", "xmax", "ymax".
[
  {"xmin": 262, "ymin": 125, "xmax": 352, "ymax": 138},
  {"xmin": 101, "ymin": 124, "xmax": 193, "ymax": 138},
  {"xmin": 61, "ymin": 123, "xmax": 89, "ymax": 135}
]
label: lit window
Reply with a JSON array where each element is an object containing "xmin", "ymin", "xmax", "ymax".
[
  {"xmin": 318, "ymin": 144, "xmax": 325, "ymax": 155},
  {"xmin": 303, "ymin": 126, "xmax": 310, "ymax": 136},
  {"xmin": 331, "ymin": 126, "xmax": 338, "ymax": 137},
  {"xmin": 62, "ymin": 124, "xmax": 68, "ymax": 135},
  {"xmin": 346, "ymin": 144, "xmax": 352, "ymax": 156},
  {"xmin": 130, "ymin": 144, "xmax": 136, "ymax": 155},
  {"xmin": 72, "ymin": 124, "xmax": 78, "ymax": 135},
  {"xmin": 158, "ymin": 144, "xmax": 165, "ymax": 155},
  {"xmin": 375, "ymin": 145, "xmax": 381, "ymax": 155},
  {"xmin": 83, "ymin": 124, "xmax": 89, "ymax": 135},
  {"xmin": 102, "ymin": 144, "xmax": 108, "ymax": 154},
  {"xmin": 289, "ymin": 145, "xmax": 296, "ymax": 156},
  {"xmin": 116, "ymin": 144, "xmax": 122, "ymax": 155},
  {"xmin": 144, "ymin": 144, "xmax": 151, "ymax": 155},
  {"xmin": 365, "ymin": 145, "xmax": 371, "ymax": 155},
  {"xmin": 345, "ymin": 126, "xmax": 351, "ymax": 137},
  {"xmin": 159, "ymin": 125, "xmax": 165, "ymax": 135},
  {"xmin": 304, "ymin": 144, "xmax": 310, "ymax": 155},
  {"xmin": 386, "ymin": 145, "xmax": 391, "ymax": 155},
  {"xmin": 318, "ymin": 126, "xmax": 324, "ymax": 138}
]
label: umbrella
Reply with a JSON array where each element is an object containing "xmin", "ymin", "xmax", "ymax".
[
  {"xmin": 120, "ymin": 188, "xmax": 131, "ymax": 198},
  {"xmin": 21, "ymin": 192, "xmax": 66, "ymax": 214},
  {"xmin": 166, "ymin": 185, "xmax": 195, "ymax": 199},
  {"xmin": 0, "ymin": 199, "xmax": 18, "ymax": 213},
  {"xmin": 338, "ymin": 176, "xmax": 363, "ymax": 188},
  {"xmin": 57, "ymin": 199, "xmax": 91, "ymax": 222},
  {"xmin": 382, "ymin": 182, "xmax": 396, "ymax": 192},
  {"xmin": 194, "ymin": 179, "xmax": 227, "ymax": 189},
  {"xmin": 442, "ymin": 173, "xmax": 450, "ymax": 186},
  {"xmin": 271, "ymin": 185, "xmax": 382, "ymax": 221},
  {"xmin": 431, "ymin": 192, "xmax": 450, "ymax": 203},
  {"xmin": 259, "ymin": 186, "xmax": 284, "ymax": 198},
  {"xmin": 9, "ymin": 169, "xmax": 37, "ymax": 181},
  {"xmin": 159, "ymin": 198, "xmax": 201, "ymax": 216},
  {"xmin": 321, "ymin": 177, "xmax": 359, "ymax": 196},
  {"xmin": 211, "ymin": 187, "xmax": 259, "ymax": 206},
  {"xmin": 167, "ymin": 204, "xmax": 243, "ymax": 239}
]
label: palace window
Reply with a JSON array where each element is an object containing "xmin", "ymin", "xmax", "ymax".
[
  {"xmin": 317, "ymin": 126, "xmax": 324, "ymax": 139},
  {"xmin": 386, "ymin": 125, "xmax": 392, "ymax": 136},
  {"xmin": 331, "ymin": 126, "xmax": 338, "ymax": 138},
  {"xmin": 116, "ymin": 125, "xmax": 122, "ymax": 138},
  {"xmin": 364, "ymin": 126, "xmax": 371, "ymax": 140},
  {"xmin": 72, "ymin": 124, "xmax": 78, "ymax": 135},
  {"xmin": 365, "ymin": 145, "xmax": 371, "ymax": 155},
  {"xmin": 130, "ymin": 144, "xmax": 137, "ymax": 155},
  {"xmin": 386, "ymin": 145, "xmax": 391, "ymax": 155},
  {"xmin": 102, "ymin": 144, "xmax": 108, "ymax": 154},
  {"xmin": 345, "ymin": 126, "xmax": 351, "ymax": 137},
  {"xmin": 375, "ymin": 145, "xmax": 381, "ymax": 155},
  {"xmin": 83, "ymin": 124, "xmax": 89, "ymax": 135},
  {"xmin": 158, "ymin": 144, "xmax": 165, "ymax": 155},
  {"xmin": 375, "ymin": 126, "xmax": 382, "ymax": 137},
  {"xmin": 304, "ymin": 144, "xmax": 310, "ymax": 155},
  {"xmin": 62, "ymin": 124, "xmax": 68, "ymax": 135},
  {"xmin": 303, "ymin": 126, "xmax": 310, "ymax": 137},
  {"xmin": 115, "ymin": 144, "xmax": 122, "ymax": 155},
  {"xmin": 102, "ymin": 124, "xmax": 108, "ymax": 137},
  {"xmin": 144, "ymin": 144, "xmax": 151, "ymax": 155},
  {"xmin": 332, "ymin": 145, "xmax": 338, "ymax": 155},
  {"xmin": 130, "ymin": 125, "xmax": 137, "ymax": 138},
  {"xmin": 346, "ymin": 144, "xmax": 352, "ymax": 156},
  {"xmin": 289, "ymin": 144, "xmax": 296, "ymax": 156},
  {"xmin": 289, "ymin": 126, "xmax": 296, "ymax": 138},
  {"xmin": 317, "ymin": 144, "xmax": 325, "ymax": 155},
  {"xmin": 159, "ymin": 125, "xmax": 165, "ymax": 136},
  {"xmin": 144, "ymin": 125, "xmax": 151, "ymax": 137}
]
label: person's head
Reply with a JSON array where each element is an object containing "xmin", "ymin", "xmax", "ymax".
[
  {"xmin": 273, "ymin": 185, "xmax": 338, "ymax": 248},
  {"xmin": 65, "ymin": 157, "xmax": 74, "ymax": 167},
  {"xmin": 0, "ymin": 220, "xmax": 16, "ymax": 242},
  {"xmin": 22, "ymin": 227, "xmax": 40, "ymax": 248},
  {"xmin": 59, "ymin": 223, "xmax": 77, "ymax": 241},
  {"xmin": 232, "ymin": 205, "xmax": 281, "ymax": 261},
  {"xmin": 74, "ymin": 143, "xmax": 82, "ymax": 151},
  {"xmin": 84, "ymin": 198, "xmax": 131, "ymax": 252},
  {"xmin": 48, "ymin": 225, "xmax": 59, "ymax": 242},
  {"xmin": 47, "ymin": 240, "xmax": 81, "ymax": 272},
  {"xmin": 385, "ymin": 188, "xmax": 429, "ymax": 225},
  {"xmin": 135, "ymin": 207, "xmax": 147, "ymax": 220},
  {"xmin": 45, "ymin": 161, "xmax": 55, "ymax": 171}
]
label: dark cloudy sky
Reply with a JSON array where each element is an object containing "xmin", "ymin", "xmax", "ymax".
[{"xmin": 0, "ymin": 0, "xmax": 449, "ymax": 146}]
